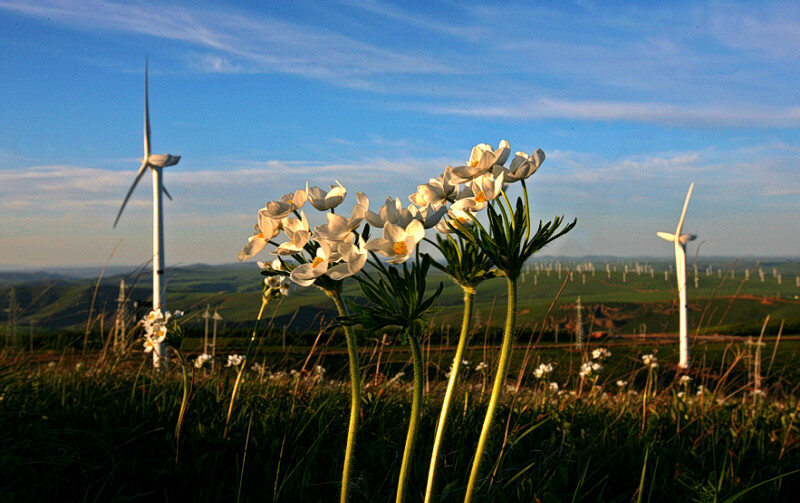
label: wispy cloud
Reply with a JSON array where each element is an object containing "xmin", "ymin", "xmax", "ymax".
[{"xmin": 0, "ymin": 0, "xmax": 454, "ymax": 86}]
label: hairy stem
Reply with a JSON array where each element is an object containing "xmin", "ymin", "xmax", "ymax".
[
  {"xmin": 396, "ymin": 331, "xmax": 424, "ymax": 503},
  {"xmin": 465, "ymin": 276, "xmax": 517, "ymax": 502},
  {"xmin": 424, "ymin": 287, "xmax": 475, "ymax": 503},
  {"xmin": 330, "ymin": 291, "xmax": 361, "ymax": 503}
]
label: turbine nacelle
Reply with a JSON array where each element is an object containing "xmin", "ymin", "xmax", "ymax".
[
  {"xmin": 656, "ymin": 231, "xmax": 696, "ymax": 245},
  {"xmin": 145, "ymin": 153, "xmax": 181, "ymax": 168}
]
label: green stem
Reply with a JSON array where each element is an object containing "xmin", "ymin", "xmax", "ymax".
[
  {"xmin": 396, "ymin": 330, "xmax": 424, "ymax": 503},
  {"xmin": 424, "ymin": 287, "xmax": 475, "ymax": 503},
  {"xmin": 225, "ymin": 296, "xmax": 269, "ymax": 437},
  {"xmin": 465, "ymin": 276, "xmax": 517, "ymax": 503},
  {"xmin": 330, "ymin": 291, "xmax": 361, "ymax": 503}
]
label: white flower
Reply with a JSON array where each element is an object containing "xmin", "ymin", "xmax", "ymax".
[
  {"xmin": 548, "ymin": 382, "xmax": 559, "ymax": 392},
  {"xmin": 450, "ymin": 140, "xmax": 511, "ymax": 184},
  {"xmin": 194, "ymin": 353, "xmax": 212, "ymax": 368},
  {"xmin": 592, "ymin": 348, "xmax": 611, "ymax": 360},
  {"xmin": 679, "ymin": 375, "xmax": 693, "ymax": 385},
  {"xmin": 265, "ymin": 275, "xmax": 283, "ymax": 288},
  {"xmin": 475, "ymin": 361, "xmax": 488, "ymax": 372},
  {"xmin": 696, "ymin": 385, "xmax": 705, "ymax": 396},
  {"xmin": 450, "ymin": 171, "xmax": 504, "ymax": 213},
  {"xmin": 279, "ymin": 282, "xmax": 290, "ymax": 296},
  {"xmin": 434, "ymin": 206, "xmax": 476, "ymax": 234},
  {"xmin": 238, "ymin": 211, "xmax": 281, "ymax": 261},
  {"xmin": 312, "ymin": 193, "xmax": 368, "ymax": 243},
  {"xmin": 261, "ymin": 189, "xmax": 308, "ymax": 219},
  {"xmin": 366, "ymin": 220, "xmax": 425, "ymax": 264},
  {"xmin": 533, "ymin": 362, "xmax": 553, "ymax": 379},
  {"xmin": 579, "ymin": 360, "xmax": 602, "ymax": 378},
  {"xmin": 411, "ymin": 203, "xmax": 448, "ymax": 229},
  {"xmin": 642, "ymin": 354, "xmax": 659, "ymax": 368},
  {"xmin": 492, "ymin": 149, "xmax": 545, "ymax": 183},
  {"xmin": 226, "ymin": 354, "xmax": 244, "ymax": 367},
  {"xmin": 306, "ymin": 180, "xmax": 346, "ymax": 211},
  {"xmin": 409, "ymin": 167, "xmax": 459, "ymax": 209},
  {"xmin": 616, "ymin": 380, "xmax": 628, "ymax": 388},
  {"xmin": 366, "ymin": 196, "xmax": 403, "ymax": 228},
  {"xmin": 290, "ymin": 241, "xmax": 332, "ymax": 287},
  {"xmin": 677, "ymin": 391, "xmax": 685, "ymax": 398},
  {"xmin": 326, "ymin": 237, "xmax": 368, "ymax": 280},
  {"xmin": 273, "ymin": 211, "xmax": 311, "ymax": 255}
]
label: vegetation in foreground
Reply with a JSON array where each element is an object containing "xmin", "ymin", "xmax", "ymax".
[{"xmin": 1, "ymin": 345, "xmax": 799, "ymax": 502}]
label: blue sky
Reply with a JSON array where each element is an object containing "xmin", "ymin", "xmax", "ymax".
[{"xmin": 1, "ymin": 0, "xmax": 799, "ymax": 268}]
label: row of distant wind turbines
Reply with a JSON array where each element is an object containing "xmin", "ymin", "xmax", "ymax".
[{"xmin": 113, "ymin": 59, "xmax": 697, "ymax": 371}]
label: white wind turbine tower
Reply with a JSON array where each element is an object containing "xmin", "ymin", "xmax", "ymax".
[
  {"xmin": 114, "ymin": 58, "xmax": 180, "ymax": 367},
  {"xmin": 657, "ymin": 183, "xmax": 696, "ymax": 370}
]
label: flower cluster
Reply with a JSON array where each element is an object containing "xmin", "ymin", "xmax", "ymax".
[
  {"xmin": 592, "ymin": 347, "xmax": 611, "ymax": 360},
  {"xmin": 194, "ymin": 353, "xmax": 212, "ymax": 369},
  {"xmin": 237, "ymin": 139, "xmax": 546, "ymax": 288},
  {"xmin": 533, "ymin": 362, "xmax": 554, "ymax": 379},
  {"xmin": 140, "ymin": 309, "xmax": 181, "ymax": 353},
  {"xmin": 579, "ymin": 360, "xmax": 603, "ymax": 379},
  {"xmin": 642, "ymin": 354, "xmax": 659, "ymax": 369},
  {"xmin": 226, "ymin": 354, "xmax": 244, "ymax": 367}
]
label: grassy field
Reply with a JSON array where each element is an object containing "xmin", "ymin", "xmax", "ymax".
[
  {"xmin": 2, "ymin": 334, "xmax": 799, "ymax": 502},
  {"xmin": 2, "ymin": 258, "xmax": 799, "ymax": 501}
]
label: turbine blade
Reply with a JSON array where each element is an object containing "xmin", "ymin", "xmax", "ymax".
[
  {"xmin": 657, "ymin": 231, "xmax": 676, "ymax": 242},
  {"xmin": 162, "ymin": 185, "xmax": 173, "ymax": 201},
  {"xmin": 144, "ymin": 56, "xmax": 151, "ymax": 159},
  {"xmin": 114, "ymin": 161, "xmax": 149, "ymax": 228},
  {"xmin": 675, "ymin": 182, "xmax": 694, "ymax": 235}
]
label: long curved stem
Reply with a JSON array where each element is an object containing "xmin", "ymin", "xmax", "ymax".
[
  {"xmin": 464, "ymin": 276, "xmax": 517, "ymax": 503},
  {"xmin": 330, "ymin": 291, "xmax": 361, "ymax": 503},
  {"xmin": 424, "ymin": 287, "xmax": 475, "ymax": 503},
  {"xmin": 225, "ymin": 296, "xmax": 269, "ymax": 438},
  {"xmin": 396, "ymin": 331, "xmax": 424, "ymax": 503}
]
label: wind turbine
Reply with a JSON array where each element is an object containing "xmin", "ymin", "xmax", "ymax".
[
  {"xmin": 114, "ymin": 58, "xmax": 180, "ymax": 367},
  {"xmin": 657, "ymin": 183, "xmax": 696, "ymax": 370}
]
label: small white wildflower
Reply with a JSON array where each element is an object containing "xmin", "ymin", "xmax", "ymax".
[
  {"xmin": 641, "ymin": 354, "xmax": 658, "ymax": 368},
  {"xmin": 265, "ymin": 276, "xmax": 282, "ymax": 288},
  {"xmin": 533, "ymin": 362, "xmax": 554, "ymax": 379},
  {"xmin": 679, "ymin": 375, "xmax": 693, "ymax": 385},
  {"xmin": 616, "ymin": 380, "xmax": 628, "ymax": 388},
  {"xmin": 475, "ymin": 361, "xmax": 488, "ymax": 372},
  {"xmin": 592, "ymin": 348, "xmax": 611, "ymax": 360},
  {"xmin": 548, "ymin": 382, "xmax": 559, "ymax": 392},
  {"xmin": 677, "ymin": 391, "xmax": 685, "ymax": 398},
  {"xmin": 48, "ymin": 362, "xmax": 56, "ymax": 368},
  {"xmin": 194, "ymin": 353, "xmax": 212, "ymax": 369},
  {"xmin": 226, "ymin": 354, "xmax": 244, "ymax": 367},
  {"xmin": 279, "ymin": 282, "xmax": 290, "ymax": 296},
  {"xmin": 696, "ymin": 385, "xmax": 705, "ymax": 396}
]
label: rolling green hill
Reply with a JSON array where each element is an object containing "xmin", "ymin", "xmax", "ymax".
[{"xmin": 1, "ymin": 258, "xmax": 799, "ymax": 344}]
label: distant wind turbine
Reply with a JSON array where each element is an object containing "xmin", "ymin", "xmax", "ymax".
[
  {"xmin": 657, "ymin": 183, "xmax": 696, "ymax": 370},
  {"xmin": 114, "ymin": 57, "xmax": 180, "ymax": 367}
]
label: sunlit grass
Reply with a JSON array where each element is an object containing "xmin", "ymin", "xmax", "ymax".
[{"xmin": 1, "ymin": 340, "xmax": 798, "ymax": 502}]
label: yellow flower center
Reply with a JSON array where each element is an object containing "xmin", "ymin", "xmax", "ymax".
[
  {"xmin": 312, "ymin": 257, "xmax": 324, "ymax": 268},
  {"xmin": 393, "ymin": 241, "xmax": 408, "ymax": 255},
  {"xmin": 475, "ymin": 191, "xmax": 486, "ymax": 203},
  {"xmin": 468, "ymin": 160, "xmax": 478, "ymax": 168},
  {"xmin": 457, "ymin": 217, "xmax": 469, "ymax": 223}
]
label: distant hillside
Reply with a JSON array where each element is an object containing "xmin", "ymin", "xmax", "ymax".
[{"xmin": 1, "ymin": 258, "xmax": 799, "ymax": 338}]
